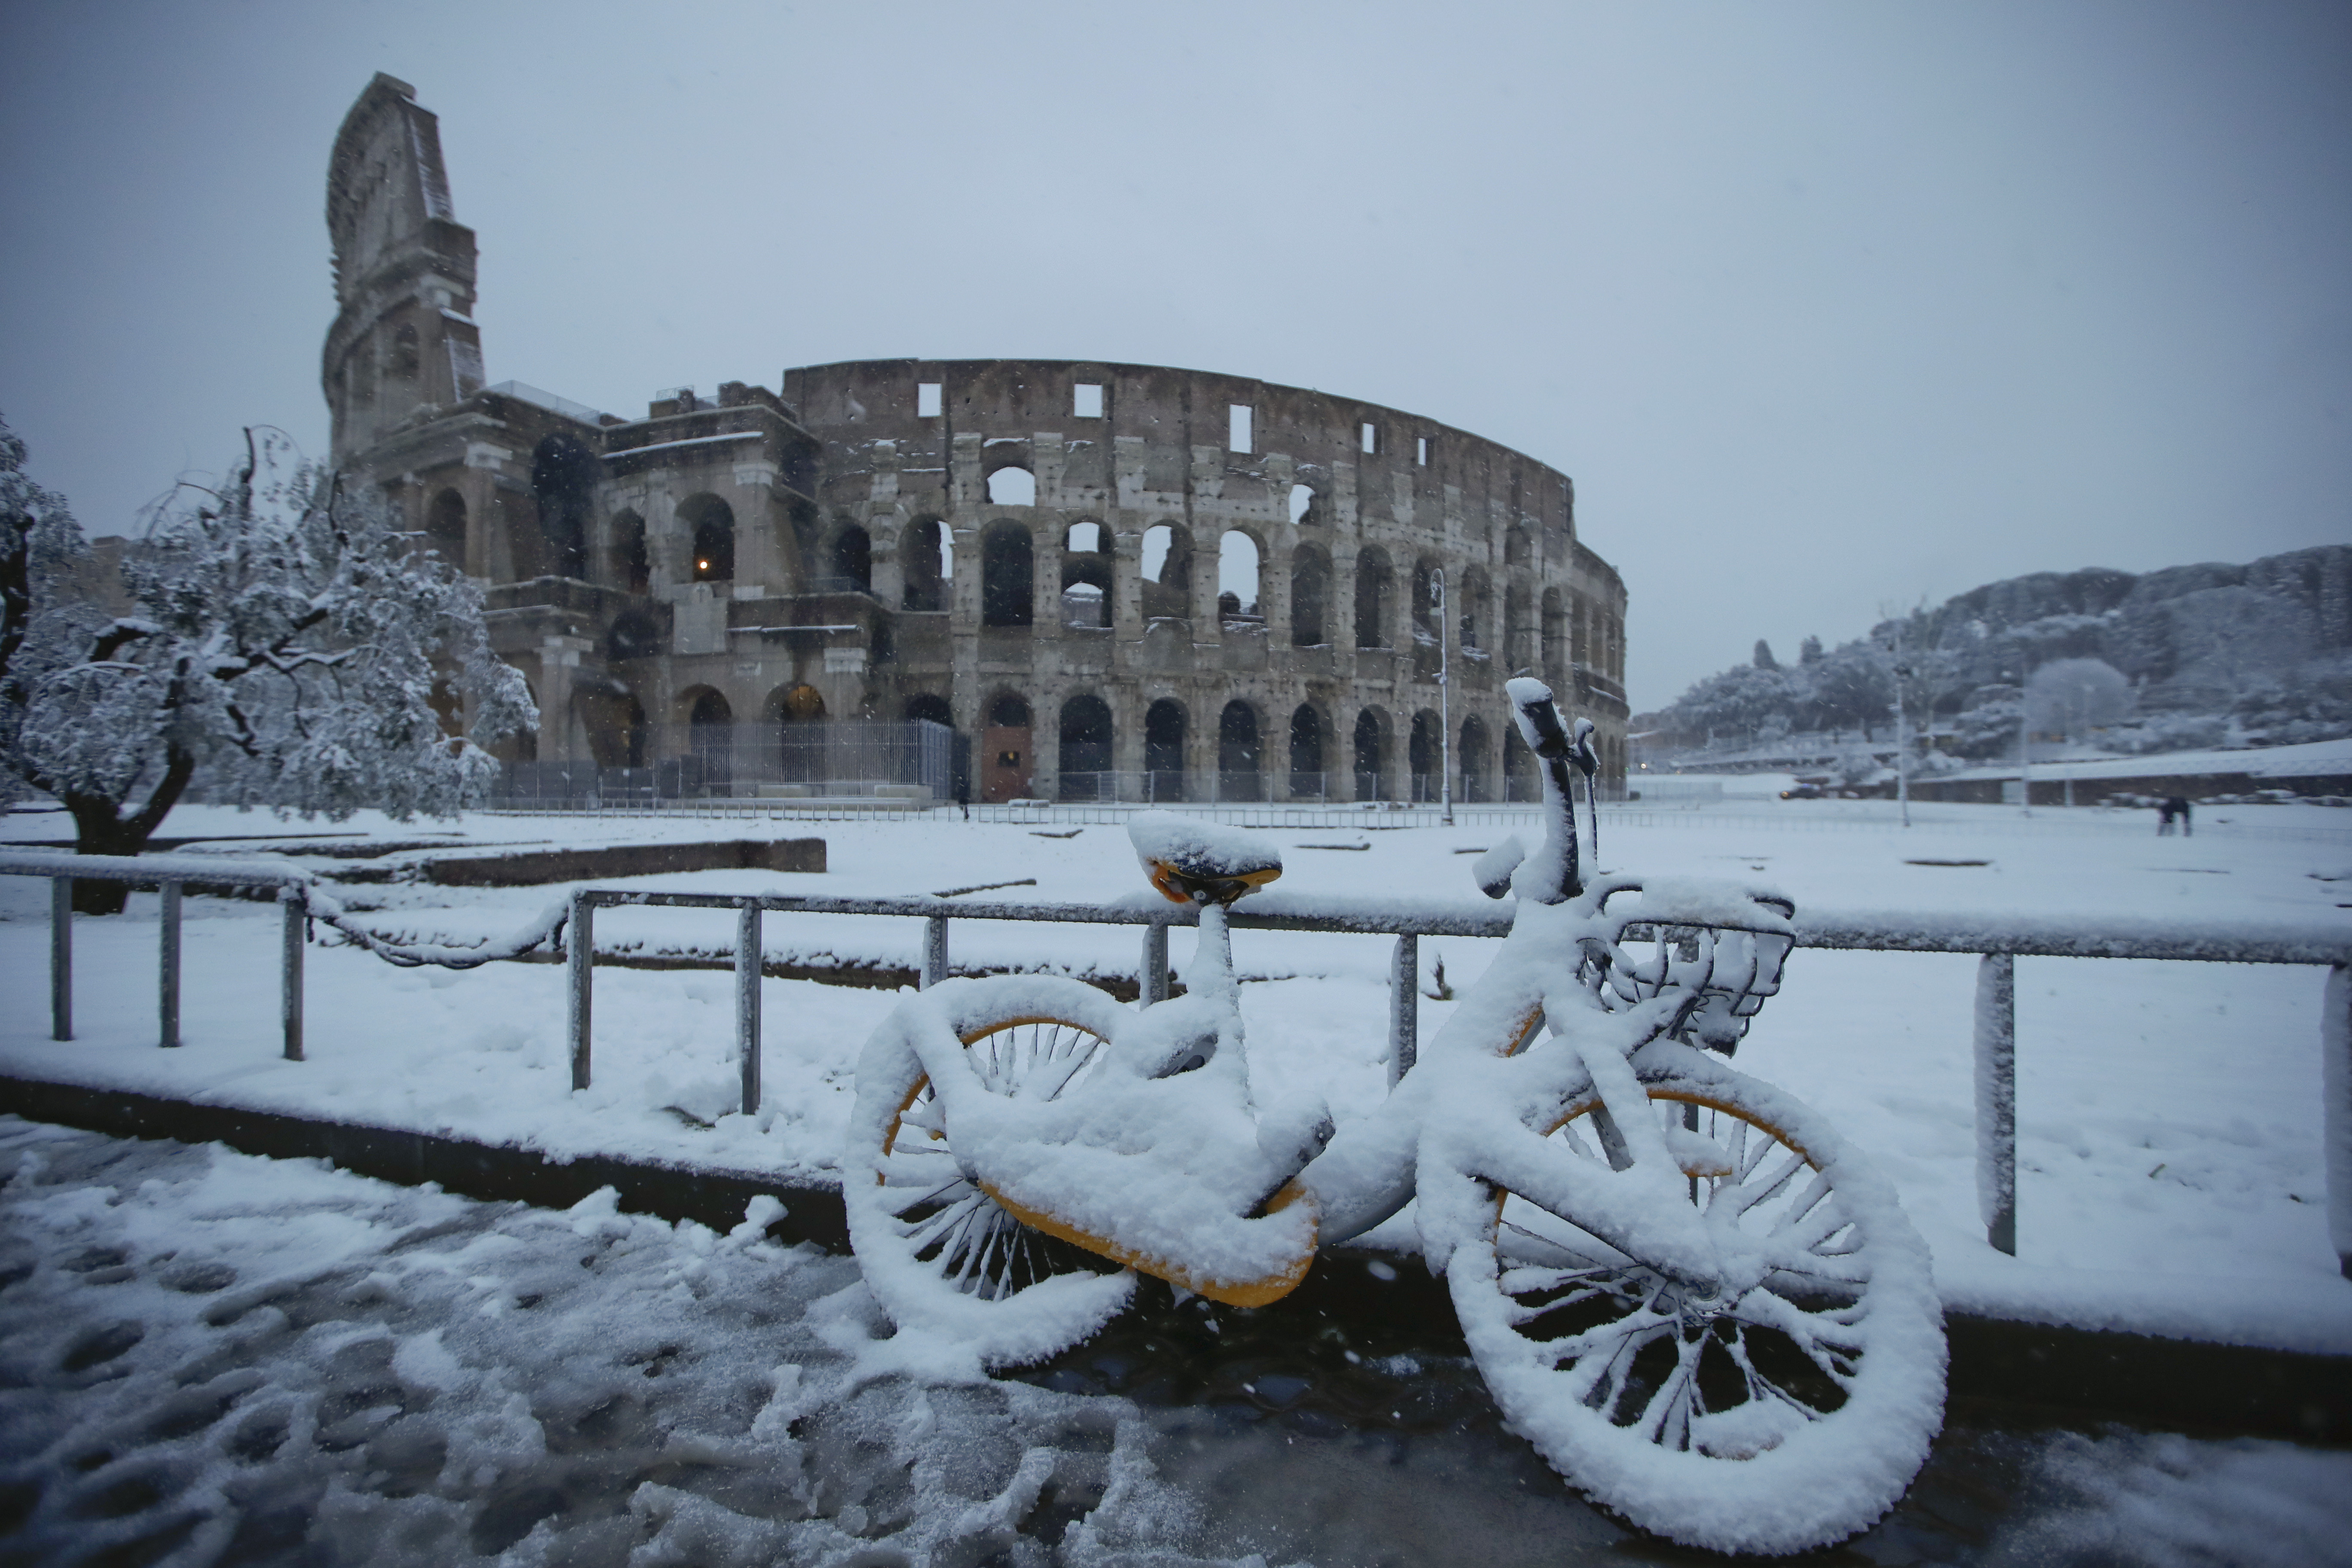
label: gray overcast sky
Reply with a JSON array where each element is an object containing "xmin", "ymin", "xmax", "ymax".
[{"xmin": 3, "ymin": 1, "xmax": 2346, "ymax": 710}]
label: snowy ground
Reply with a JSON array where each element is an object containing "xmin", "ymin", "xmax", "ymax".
[
  {"xmin": 7, "ymin": 1115, "xmax": 2351, "ymax": 1568},
  {"xmin": 3, "ymin": 800, "xmax": 2349, "ymax": 1354}
]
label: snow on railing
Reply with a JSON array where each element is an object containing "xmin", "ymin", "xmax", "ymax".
[{"xmin": 7, "ymin": 851, "xmax": 2349, "ymax": 1278}]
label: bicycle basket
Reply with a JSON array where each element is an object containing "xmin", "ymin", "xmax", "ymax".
[{"xmin": 1574, "ymin": 879, "xmax": 1796, "ymax": 1053}]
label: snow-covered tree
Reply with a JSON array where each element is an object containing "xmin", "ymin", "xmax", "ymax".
[
  {"xmin": 0, "ymin": 415, "xmax": 87, "ymax": 783},
  {"xmin": 1, "ymin": 423, "xmax": 535, "ymax": 910},
  {"xmin": 2023, "ymin": 658, "xmax": 2131, "ymax": 748},
  {"xmin": 1752, "ymin": 639, "xmax": 1778, "ymax": 670}
]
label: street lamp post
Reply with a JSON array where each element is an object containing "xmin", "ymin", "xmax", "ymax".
[{"xmin": 1433, "ymin": 568, "xmax": 1453, "ymax": 826}]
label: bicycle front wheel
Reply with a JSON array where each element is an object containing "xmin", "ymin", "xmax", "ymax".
[
  {"xmin": 1439, "ymin": 1050, "xmax": 1946, "ymax": 1556},
  {"xmin": 844, "ymin": 976, "xmax": 1138, "ymax": 1367}
]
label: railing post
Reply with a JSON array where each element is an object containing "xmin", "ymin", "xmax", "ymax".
[
  {"xmin": 568, "ymin": 891, "xmax": 594, "ymax": 1091},
  {"xmin": 736, "ymin": 900, "xmax": 762, "ymax": 1115},
  {"xmin": 2325, "ymin": 964, "xmax": 2350, "ymax": 1281},
  {"xmin": 922, "ymin": 915, "xmax": 949, "ymax": 989},
  {"xmin": 1975, "ymin": 951, "xmax": 2016, "ymax": 1256},
  {"xmin": 280, "ymin": 885, "xmax": 305, "ymax": 1062},
  {"xmin": 1142, "ymin": 921, "xmax": 1171, "ymax": 1006},
  {"xmin": 159, "ymin": 880, "xmax": 181, "ymax": 1048},
  {"xmin": 1389, "ymin": 933, "xmax": 1418, "ymax": 1086},
  {"xmin": 49, "ymin": 876, "xmax": 70, "ymax": 1041}
]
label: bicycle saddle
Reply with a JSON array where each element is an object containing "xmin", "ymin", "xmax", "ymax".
[{"xmin": 1127, "ymin": 811, "xmax": 1283, "ymax": 905}]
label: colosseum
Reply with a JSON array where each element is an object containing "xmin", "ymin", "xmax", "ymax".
[{"xmin": 326, "ymin": 75, "xmax": 1629, "ymax": 807}]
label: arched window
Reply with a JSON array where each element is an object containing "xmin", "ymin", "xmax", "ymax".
[
  {"xmin": 1144, "ymin": 698, "xmax": 1186, "ymax": 802},
  {"xmin": 1289, "ymin": 484, "xmax": 1318, "ymax": 526},
  {"xmin": 679, "ymin": 494, "xmax": 735, "ymax": 583},
  {"xmin": 1354, "ymin": 548, "xmax": 1391, "ymax": 650},
  {"xmin": 1058, "ymin": 695, "xmax": 1113, "ymax": 801},
  {"xmin": 1460, "ymin": 716, "xmax": 1491, "ymax": 803},
  {"xmin": 426, "ymin": 488, "xmax": 467, "ymax": 567},
  {"xmin": 1288, "ymin": 705, "xmax": 1325, "ymax": 799},
  {"xmin": 1409, "ymin": 710, "xmax": 1440, "ymax": 802},
  {"xmin": 1541, "ymin": 588, "xmax": 1566, "ymax": 681},
  {"xmin": 901, "ymin": 518, "xmax": 950, "ymax": 611},
  {"xmin": 1411, "ymin": 559, "xmax": 1440, "ymax": 639},
  {"xmin": 1290, "ymin": 545, "xmax": 1329, "ymax": 647},
  {"xmin": 1217, "ymin": 701, "xmax": 1261, "ymax": 802},
  {"xmin": 609, "ymin": 510, "xmax": 649, "ymax": 594},
  {"xmin": 1218, "ymin": 531, "xmax": 1262, "ymax": 624},
  {"xmin": 986, "ymin": 466, "xmax": 1035, "ymax": 506},
  {"xmin": 532, "ymin": 433, "xmax": 598, "ymax": 579},
  {"xmin": 981, "ymin": 524, "xmax": 1033, "ymax": 627},
  {"xmin": 1141, "ymin": 523, "xmax": 1191, "ymax": 620},
  {"xmin": 390, "ymin": 322, "xmax": 420, "ymax": 379},
  {"xmin": 1459, "ymin": 569, "xmax": 1491, "ymax": 652},
  {"xmin": 606, "ymin": 608, "xmax": 659, "ymax": 663},
  {"xmin": 1061, "ymin": 520, "xmax": 1112, "ymax": 629},
  {"xmin": 986, "ymin": 691, "xmax": 1032, "ymax": 729},
  {"xmin": 830, "ymin": 524, "xmax": 872, "ymax": 594},
  {"xmin": 1353, "ymin": 709, "xmax": 1387, "ymax": 801},
  {"xmin": 771, "ymin": 683, "xmax": 827, "ymax": 784},
  {"xmin": 904, "ymin": 693, "xmax": 952, "ymax": 728}
]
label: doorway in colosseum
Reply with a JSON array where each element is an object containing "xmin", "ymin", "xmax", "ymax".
[
  {"xmin": 829, "ymin": 524, "xmax": 872, "ymax": 594},
  {"xmin": 982, "ymin": 691, "xmax": 1032, "ymax": 803},
  {"xmin": 680, "ymin": 494, "xmax": 735, "ymax": 583},
  {"xmin": 1409, "ymin": 710, "xmax": 1439, "ymax": 802},
  {"xmin": 1461, "ymin": 716, "xmax": 1491, "ymax": 803},
  {"xmin": 1141, "ymin": 524, "xmax": 1192, "ymax": 619},
  {"xmin": 1145, "ymin": 699, "xmax": 1187, "ymax": 803},
  {"xmin": 1288, "ymin": 705, "xmax": 1326, "ymax": 799},
  {"xmin": 1354, "ymin": 709, "xmax": 1387, "ymax": 800},
  {"xmin": 1059, "ymin": 695, "xmax": 1114, "ymax": 802},
  {"xmin": 1218, "ymin": 701, "xmax": 1262, "ymax": 802}
]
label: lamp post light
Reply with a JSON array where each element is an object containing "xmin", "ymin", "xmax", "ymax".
[{"xmin": 1433, "ymin": 567, "xmax": 1453, "ymax": 826}]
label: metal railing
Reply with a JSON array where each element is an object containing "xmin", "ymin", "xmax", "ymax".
[{"xmin": 7, "ymin": 850, "xmax": 2348, "ymax": 1278}]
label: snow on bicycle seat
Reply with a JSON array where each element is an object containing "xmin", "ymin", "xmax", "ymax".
[{"xmin": 1128, "ymin": 812, "xmax": 1283, "ymax": 904}]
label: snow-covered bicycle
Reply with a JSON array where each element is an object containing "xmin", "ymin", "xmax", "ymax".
[{"xmin": 845, "ymin": 678, "xmax": 1946, "ymax": 1554}]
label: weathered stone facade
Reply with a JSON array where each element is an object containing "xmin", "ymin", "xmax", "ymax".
[{"xmin": 325, "ymin": 76, "xmax": 1629, "ymax": 802}]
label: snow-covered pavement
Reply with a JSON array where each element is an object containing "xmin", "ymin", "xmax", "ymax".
[
  {"xmin": 3, "ymin": 802, "xmax": 2348, "ymax": 1354},
  {"xmin": 7, "ymin": 1115, "xmax": 2352, "ymax": 1567}
]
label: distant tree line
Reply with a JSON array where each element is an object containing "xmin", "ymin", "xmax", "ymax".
[{"xmin": 1639, "ymin": 547, "xmax": 2352, "ymax": 762}]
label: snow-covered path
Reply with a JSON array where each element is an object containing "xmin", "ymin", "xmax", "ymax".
[{"xmin": 6, "ymin": 1116, "xmax": 2352, "ymax": 1567}]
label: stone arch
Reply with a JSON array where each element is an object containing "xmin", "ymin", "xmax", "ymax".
[
  {"xmin": 1354, "ymin": 546, "xmax": 1393, "ymax": 650},
  {"xmin": 981, "ymin": 690, "xmax": 1034, "ymax": 803},
  {"xmin": 1459, "ymin": 567, "xmax": 1491, "ymax": 652},
  {"xmin": 1061, "ymin": 519, "xmax": 1112, "ymax": 628},
  {"xmin": 901, "ymin": 518, "xmax": 949, "ymax": 611},
  {"xmin": 1144, "ymin": 698, "xmax": 1187, "ymax": 801},
  {"xmin": 1411, "ymin": 557, "xmax": 1441, "ymax": 639},
  {"xmin": 531, "ymin": 432, "xmax": 598, "ymax": 579},
  {"xmin": 1141, "ymin": 523, "xmax": 1192, "ymax": 619},
  {"xmin": 1541, "ymin": 587, "xmax": 1566, "ymax": 681},
  {"xmin": 1287, "ymin": 703, "xmax": 1329, "ymax": 797},
  {"xmin": 986, "ymin": 465, "xmax": 1036, "ymax": 506},
  {"xmin": 426, "ymin": 487, "xmax": 467, "ymax": 567},
  {"xmin": 1505, "ymin": 579, "xmax": 1534, "ymax": 671},
  {"xmin": 682, "ymin": 686, "xmax": 733, "ymax": 791},
  {"xmin": 606, "ymin": 605, "xmax": 660, "ymax": 663},
  {"xmin": 1503, "ymin": 719, "xmax": 1536, "ymax": 802},
  {"xmin": 1058, "ymin": 693, "xmax": 1114, "ymax": 800},
  {"xmin": 1217, "ymin": 700, "xmax": 1263, "ymax": 801},
  {"xmin": 1290, "ymin": 543, "xmax": 1331, "ymax": 647},
  {"xmin": 985, "ymin": 690, "xmax": 1032, "ymax": 728},
  {"xmin": 1460, "ymin": 714, "xmax": 1492, "ymax": 803},
  {"xmin": 1409, "ymin": 708, "xmax": 1441, "ymax": 802},
  {"xmin": 1218, "ymin": 529, "xmax": 1263, "ymax": 622},
  {"xmin": 679, "ymin": 493, "xmax": 735, "ymax": 583},
  {"xmin": 768, "ymin": 683, "xmax": 828, "ymax": 723},
  {"xmin": 1352, "ymin": 707, "xmax": 1389, "ymax": 800},
  {"xmin": 1288, "ymin": 482, "xmax": 1321, "ymax": 527},
  {"xmin": 828, "ymin": 521, "xmax": 872, "ymax": 594},
  {"xmin": 608, "ymin": 509, "xmax": 649, "ymax": 593},
  {"xmin": 904, "ymin": 693, "xmax": 952, "ymax": 727},
  {"xmin": 582, "ymin": 687, "xmax": 648, "ymax": 770},
  {"xmin": 766, "ymin": 683, "xmax": 827, "ymax": 786},
  {"xmin": 980, "ymin": 522, "xmax": 1034, "ymax": 627}
]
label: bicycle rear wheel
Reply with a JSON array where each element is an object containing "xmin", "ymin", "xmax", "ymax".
[
  {"xmin": 1439, "ymin": 1050, "xmax": 1946, "ymax": 1555},
  {"xmin": 845, "ymin": 977, "xmax": 1137, "ymax": 1367}
]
